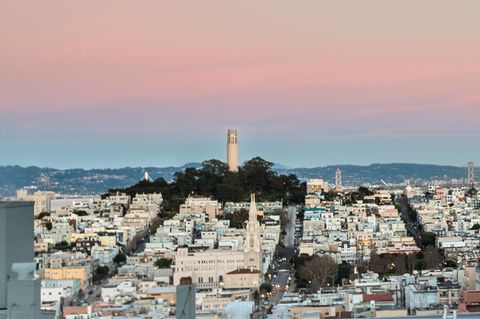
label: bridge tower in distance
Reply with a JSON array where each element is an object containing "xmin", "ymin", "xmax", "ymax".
[
  {"xmin": 335, "ymin": 168, "xmax": 343, "ymax": 192},
  {"xmin": 468, "ymin": 161, "xmax": 475, "ymax": 188}
]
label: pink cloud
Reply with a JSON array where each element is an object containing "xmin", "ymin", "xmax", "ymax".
[{"xmin": 1, "ymin": 0, "xmax": 480, "ymax": 144}]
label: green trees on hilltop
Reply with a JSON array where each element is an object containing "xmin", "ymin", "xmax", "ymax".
[{"xmin": 106, "ymin": 157, "xmax": 305, "ymax": 211}]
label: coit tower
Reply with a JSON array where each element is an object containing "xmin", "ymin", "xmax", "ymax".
[{"xmin": 227, "ymin": 129, "xmax": 239, "ymax": 172}]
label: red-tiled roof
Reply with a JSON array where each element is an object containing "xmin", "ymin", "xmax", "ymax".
[
  {"xmin": 63, "ymin": 306, "xmax": 88, "ymax": 315},
  {"xmin": 462, "ymin": 290, "xmax": 480, "ymax": 305},
  {"xmin": 363, "ymin": 292, "xmax": 394, "ymax": 302}
]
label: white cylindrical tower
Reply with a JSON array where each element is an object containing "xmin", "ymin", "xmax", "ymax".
[{"xmin": 227, "ymin": 129, "xmax": 239, "ymax": 172}]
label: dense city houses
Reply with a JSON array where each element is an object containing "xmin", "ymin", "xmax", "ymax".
[
  {"xmin": 21, "ymin": 172, "xmax": 480, "ymax": 318},
  {"xmin": 26, "ymin": 187, "xmax": 285, "ymax": 317},
  {"xmin": 2, "ymin": 130, "xmax": 480, "ymax": 319}
]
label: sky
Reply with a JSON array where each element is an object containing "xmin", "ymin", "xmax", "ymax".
[{"xmin": 1, "ymin": 1, "xmax": 479, "ymax": 169}]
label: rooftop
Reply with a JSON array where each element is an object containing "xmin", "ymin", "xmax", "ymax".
[
  {"xmin": 147, "ymin": 287, "xmax": 176, "ymax": 294},
  {"xmin": 363, "ymin": 292, "xmax": 394, "ymax": 302},
  {"xmin": 227, "ymin": 268, "xmax": 261, "ymax": 275}
]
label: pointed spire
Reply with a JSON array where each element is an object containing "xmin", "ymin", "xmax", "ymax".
[{"xmin": 249, "ymin": 193, "xmax": 257, "ymax": 223}]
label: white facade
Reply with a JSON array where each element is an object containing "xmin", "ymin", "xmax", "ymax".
[
  {"xmin": 41, "ymin": 287, "xmax": 65, "ymax": 303},
  {"xmin": 90, "ymin": 245, "xmax": 119, "ymax": 266},
  {"xmin": 174, "ymin": 194, "xmax": 262, "ymax": 289},
  {"xmin": 405, "ymin": 285, "xmax": 439, "ymax": 311}
]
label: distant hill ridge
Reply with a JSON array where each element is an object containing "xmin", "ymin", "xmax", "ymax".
[{"xmin": 0, "ymin": 162, "xmax": 475, "ymax": 197}]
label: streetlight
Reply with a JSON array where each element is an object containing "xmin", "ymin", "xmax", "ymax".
[
  {"xmin": 326, "ymin": 275, "xmax": 335, "ymax": 287},
  {"xmin": 389, "ymin": 262, "xmax": 396, "ymax": 273}
]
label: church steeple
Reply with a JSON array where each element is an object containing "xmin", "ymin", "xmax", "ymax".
[
  {"xmin": 244, "ymin": 193, "xmax": 262, "ymax": 271},
  {"xmin": 249, "ymin": 193, "xmax": 257, "ymax": 224}
]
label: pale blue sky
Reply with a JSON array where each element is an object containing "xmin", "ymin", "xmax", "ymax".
[{"xmin": 1, "ymin": 1, "xmax": 479, "ymax": 168}]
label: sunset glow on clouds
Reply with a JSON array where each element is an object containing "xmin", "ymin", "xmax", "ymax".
[{"xmin": 1, "ymin": 1, "xmax": 479, "ymax": 168}]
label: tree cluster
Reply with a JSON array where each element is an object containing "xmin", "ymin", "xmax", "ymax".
[
  {"xmin": 36, "ymin": 212, "xmax": 51, "ymax": 219},
  {"xmin": 93, "ymin": 266, "xmax": 109, "ymax": 284},
  {"xmin": 54, "ymin": 240, "xmax": 71, "ymax": 251},
  {"xmin": 471, "ymin": 223, "xmax": 480, "ymax": 231},
  {"xmin": 326, "ymin": 187, "xmax": 374, "ymax": 205},
  {"xmin": 155, "ymin": 258, "xmax": 173, "ymax": 269},
  {"xmin": 113, "ymin": 253, "xmax": 127, "ymax": 265},
  {"xmin": 107, "ymin": 157, "xmax": 305, "ymax": 212},
  {"xmin": 349, "ymin": 187, "xmax": 374, "ymax": 203},
  {"xmin": 420, "ymin": 232, "xmax": 436, "ymax": 248},
  {"xmin": 226, "ymin": 209, "xmax": 250, "ymax": 229},
  {"xmin": 225, "ymin": 208, "xmax": 286, "ymax": 230},
  {"xmin": 405, "ymin": 204, "xmax": 418, "ymax": 221},
  {"xmin": 369, "ymin": 248, "xmax": 442, "ymax": 277},
  {"xmin": 72, "ymin": 210, "xmax": 89, "ymax": 217},
  {"xmin": 296, "ymin": 254, "xmax": 338, "ymax": 291}
]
